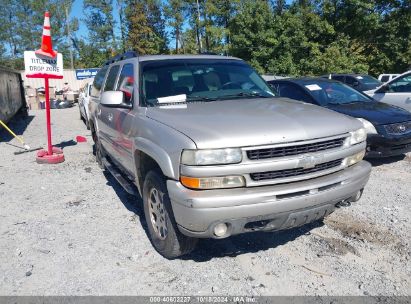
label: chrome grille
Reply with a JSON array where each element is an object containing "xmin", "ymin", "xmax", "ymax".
[
  {"xmin": 250, "ymin": 159, "xmax": 343, "ymax": 181},
  {"xmin": 384, "ymin": 121, "xmax": 411, "ymax": 135},
  {"xmin": 247, "ymin": 138, "xmax": 345, "ymax": 160}
]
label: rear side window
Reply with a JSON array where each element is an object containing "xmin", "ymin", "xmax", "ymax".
[
  {"xmin": 332, "ymin": 75, "xmax": 345, "ymax": 82},
  {"xmin": 104, "ymin": 65, "xmax": 120, "ymax": 91},
  {"xmin": 91, "ymin": 66, "xmax": 108, "ymax": 97},
  {"xmin": 116, "ymin": 63, "xmax": 134, "ymax": 104}
]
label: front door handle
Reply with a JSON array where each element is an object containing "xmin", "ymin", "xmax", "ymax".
[
  {"xmin": 108, "ymin": 113, "xmax": 113, "ymax": 122},
  {"xmin": 97, "ymin": 108, "xmax": 101, "ymax": 116}
]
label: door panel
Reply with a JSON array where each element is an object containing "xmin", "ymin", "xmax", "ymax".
[
  {"xmin": 98, "ymin": 65, "xmax": 121, "ymax": 157},
  {"xmin": 104, "ymin": 63, "xmax": 136, "ymax": 176}
]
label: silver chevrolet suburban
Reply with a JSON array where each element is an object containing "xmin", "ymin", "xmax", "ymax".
[{"xmin": 88, "ymin": 52, "xmax": 371, "ymax": 258}]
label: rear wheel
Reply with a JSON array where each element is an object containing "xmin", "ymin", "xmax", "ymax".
[
  {"xmin": 84, "ymin": 109, "xmax": 90, "ymax": 130},
  {"xmin": 143, "ymin": 170, "xmax": 197, "ymax": 259},
  {"xmin": 79, "ymin": 103, "xmax": 83, "ymax": 120}
]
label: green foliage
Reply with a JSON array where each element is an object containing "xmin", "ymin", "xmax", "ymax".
[
  {"xmin": 0, "ymin": 0, "xmax": 77, "ymax": 70},
  {"xmin": 125, "ymin": 0, "xmax": 167, "ymax": 55},
  {"xmin": 164, "ymin": 0, "xmax": 185, "ymax": 53},
  {"xmin": 0, "ymin": 0, "xmax": 409, "ymax": 75},
  {"xmin": 83, "ymin": 0, "xmax": 116, "ymax": 53}
]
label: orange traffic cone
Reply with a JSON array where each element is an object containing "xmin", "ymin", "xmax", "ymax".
[{"xmin": 35, "ymin": 11, "xmax": 57, "ymax": 58}]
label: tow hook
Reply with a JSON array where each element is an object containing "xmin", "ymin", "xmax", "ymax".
[
  {"xmin": 336, "ymin": 189, "xmax": 364, "ymax": 208},
  {"xmin": 336, "ymin": 200, "xmax": 351, "ymax": 208}
]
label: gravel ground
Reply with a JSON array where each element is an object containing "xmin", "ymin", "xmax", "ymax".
[{"xmin": 0, "ymin": 107, "xmax": 410, "ymax": 296}]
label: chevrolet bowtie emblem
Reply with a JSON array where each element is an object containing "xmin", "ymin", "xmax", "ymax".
[{"xmin": 299, "ymin": 155, "xmax": 321, "ymax": 169}]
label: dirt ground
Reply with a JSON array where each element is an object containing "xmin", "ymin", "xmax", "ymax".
[{"xmin": 0, "ymin": 107, "xmax": 410, "ymax": 296}]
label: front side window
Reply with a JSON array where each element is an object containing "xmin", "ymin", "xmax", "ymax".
[
  {"xmin": 380, "ymin": 76, "xmax": 389, "ymax": 83},
  {"xmin": 345, "ymin": 76, "xmax": 358, "ymax": 85},
  {"xmin": 91, "ymin": 66, "xmax": 108, "ymax": 97},
  {"xmin": 278, "ymin": 83, "xmax": 312, "ymax": 103},
  {"xmin": 140, "ymin": 59, "xmax": 275, "ymax": 106},
  {"xmin": 116, "ymin": 63, "xmax": 134, "ymax": 104},
  {"xmin": 104, "ymin": 65, "xmax": 120, "ymax": 92},
  {"xmin": 388, "ymin": 74, "xmax": 411, "ymax": 93}
]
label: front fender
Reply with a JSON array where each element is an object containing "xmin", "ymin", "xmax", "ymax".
[{"xmin": 134, "ymin": 137, "xmax": 176, "ymax": 178}]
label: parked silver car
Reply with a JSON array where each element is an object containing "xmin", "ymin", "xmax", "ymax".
[
  {"xmin": 88, "ymin": 52, "xmax": 371, "ymax": 258},
  {"xmin": 78, "ymin": 80, "xmax": 93, "ymax": 129}
]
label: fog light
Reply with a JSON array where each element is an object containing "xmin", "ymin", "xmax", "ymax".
[
  {"xmin": 349, "ymin": 190, "xmax": 363, "ymax": 202},
  {"xmin": 213, "ymin": 223, "xmax": 228, "ymax": 237}
]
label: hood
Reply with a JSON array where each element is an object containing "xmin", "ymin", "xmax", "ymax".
[
  {"xmin": 146, "ymin": 98, "xmax": 362, "ymax": 149},
  {"xmin": 325, "ymin": 101, "xmax": 411, "ymax": 126}
]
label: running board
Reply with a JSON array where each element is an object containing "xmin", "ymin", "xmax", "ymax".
[{"xmin": 102, "ymin": 158, "xmax": 137, "ymax": 195}]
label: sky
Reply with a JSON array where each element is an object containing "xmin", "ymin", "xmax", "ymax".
[{"xmin": 69, "ymin": 0, "xmax": 122, "ymax": 40}]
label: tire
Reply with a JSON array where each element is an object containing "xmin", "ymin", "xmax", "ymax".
[
  {"xmin": 143, "ymin": 170, "xmax": 198, "ymax": 259},
  {"xmin": 79, "ymin": 103, "xmax": 83, "ymax": 120},
  {"xmin": 84, "ymin": 109, "xmax": 90, "ymax": 130},
  {"xmin": 94, "ymin": 135, "xmax": 104, "ymax": 169}
]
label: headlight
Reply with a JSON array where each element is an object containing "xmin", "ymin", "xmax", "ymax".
[
  {"xmin": 343, "ymin": 150, "xmax": 366, "ymax": 166},
  {"xmin": 180, "ymin": 175, "xmax": 245, "ymax": 189},
  {"xmin": 357, "ymin": 118, "xmax": 377, "ymax": 134},
  {"xmin": 181, "ymin": 148, "xmax": 242, "ymax": 166},
  {"xmin": 349, "ymin": 128, "xmax": 367, "ymax": 145}
]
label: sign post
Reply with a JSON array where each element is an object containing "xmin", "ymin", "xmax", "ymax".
[{"xmin": 24, "ymin": 12, "xmax": 65, "ymax": 164}]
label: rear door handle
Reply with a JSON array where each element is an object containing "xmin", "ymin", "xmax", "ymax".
[{"xmin": 97, "ymin": 108, "xmax": 101, "ymax": 116}]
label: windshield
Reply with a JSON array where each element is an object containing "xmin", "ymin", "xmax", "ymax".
[
  {"xmin": 357, "ymin": 75, "xmax": 381, "ymax": 85},
  {"xmin": 140, "ymin": 59, "xmax": 275, "ymax": 106},
  {"xmin": 302, "ymin": 81, "xmax": 373, "ymax": 106}
]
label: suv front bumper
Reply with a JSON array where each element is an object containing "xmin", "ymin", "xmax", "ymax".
[{"xmin": 167, "ymin": 161, "xmax": 371, "ymax": 238}]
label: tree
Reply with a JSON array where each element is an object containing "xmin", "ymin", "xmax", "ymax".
[
  {"xmin": 0, "ymin": 0, "xmax": 77, "ymax": 70},
  {"xmin": 83, "ymin": 0, "xmax": 117, "ymax": 56},
  {"xmin": 164, "ymin": 0, "xmax": 185, "ymax": 53},
  {"xmin": 125, "ymin": 0, "xmax": 167, "ymax": 54}
]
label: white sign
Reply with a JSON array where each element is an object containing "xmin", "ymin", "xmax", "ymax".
[
  {"xmin": 24, "ymin": 51, "xmax": 63, "ymax": 77},
  {"xmin": 157, "ymin": 94, "xmax": 187, "ymax": 104},
  {"xmin": 305, "ymin": 84, "xmax": 322, "ymax": 91}
]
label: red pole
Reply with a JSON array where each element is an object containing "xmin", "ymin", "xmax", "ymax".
[{"xmin": 44, "ymin": 76, "xmax": 53, "ymax": 155}]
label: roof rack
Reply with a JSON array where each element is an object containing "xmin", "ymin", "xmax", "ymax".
[
  {"xmin": 104, "ymin": 51, "xmax": 139, "ymax": 66},
  {"xmin": 199, "ymin": 51, "xmax": 218, "ymax": 55}
]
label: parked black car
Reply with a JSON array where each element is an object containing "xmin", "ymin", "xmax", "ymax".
[
  {"xmin": 268, "ymin": 78, "xmax": 411, "ymax": 157},
  {"xmin": 321, "ymin": 74, "xmax": 381, "ymax": 92}
]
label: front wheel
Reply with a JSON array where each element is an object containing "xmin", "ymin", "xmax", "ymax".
[
  {"xmin": 94, "ymin": 135, "xmax": 104, "ymax": 169},
  {"xmin": 143, "ymin": 170, "xmax": 198, "ymax": 259}
]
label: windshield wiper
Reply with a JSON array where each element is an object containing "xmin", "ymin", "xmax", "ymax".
[
  {"xmin": 186, "ymin": 96, "xmax": 217, "ymax": 102},
  {"xmin": 217, "ymin": 91, "xmax": 271, "ymax": 100},
  {"xmin": 327, "ymin": 100, "xmax": 365, "ymax": 105}
]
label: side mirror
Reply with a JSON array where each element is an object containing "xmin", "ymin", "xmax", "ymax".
[
  {"xmin": 376, "ymin": 84, "xmax": 389, "ymax": 93},
  {"xmin": 100, "ymin": 91, "xmax": 132, "ymax": 109},
  {"xmin": 352, "ymin": 81, "xmax": 360, "ymax": 87}
]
